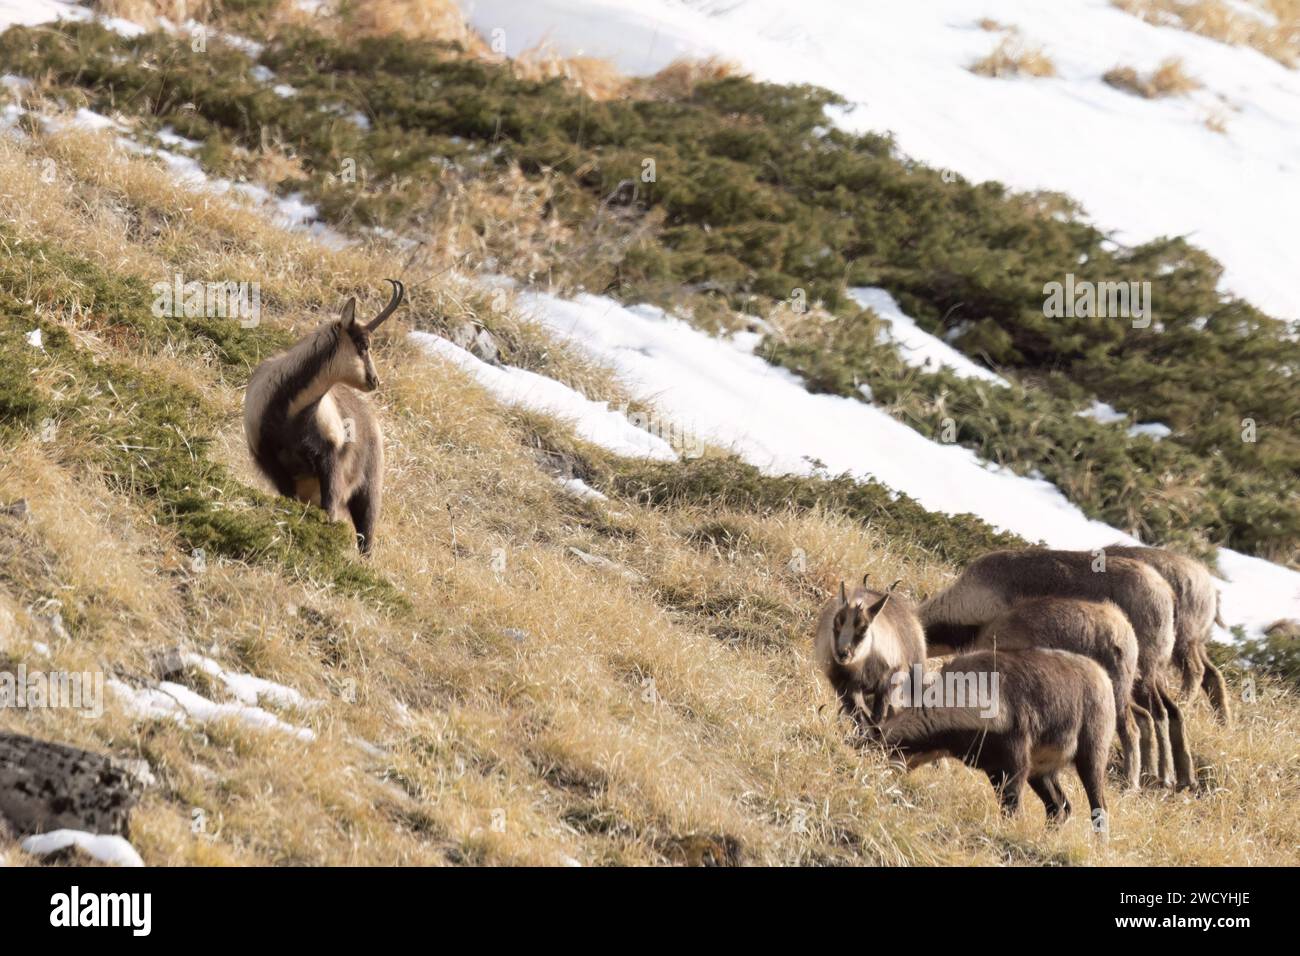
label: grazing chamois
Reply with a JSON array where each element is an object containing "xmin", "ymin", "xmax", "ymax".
[
  {"xmin": 972, "ymin": 597, "xmax": 1144, "ymax": 790},
  {"xmin": 814, "ymin": 577, "xmax": 926, "ymax": 731},
  {"xmin": 918, "ymin": 549, "xmax": 1193, "ymax": 790},
  {"xmin": 1107, "ymin": 546, "xmax": 1231, "ymax": 725},
  {"xmin": 877, "ymin": 648, "xmax": 1115, "ymax": 827},
  {"xmin": 244, "ymin": 280, "xmax": 404, "ymax": 554}
]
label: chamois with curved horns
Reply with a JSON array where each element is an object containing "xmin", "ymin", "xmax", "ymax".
[
  {"xmin": 1106, "ymin": 546, "xmax": 1231, "ymax": 725},
  {"xmin": 970, "ymin": 597, "xmax": 1145, "ymax": 790},
  {"xmin": 875, "ymin": 648, "xmax": 1115, "ymax": 829},
  {"xmin": 918, "ymin": 549, "xmax": 1193, "ymax": 790},
  {"xmin": 814, "ymin": 575, "xmax": 926, "ymax": 731},
  {"xmin": 244, "ymin": 280, "xmax": 404, "ymax": 554}
]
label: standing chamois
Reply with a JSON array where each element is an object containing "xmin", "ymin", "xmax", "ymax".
[
  {"xmin": 971, "ymin": 597, "xmax": 1144, "ymax": 790},
  {"xmin": 876, "ymin": 648, "xmax": 1115, "ymax": 828},
  {"xmin": 918, "ymin": 549, "xmax": 1193, "ymax": 790},
  {"xmin": 814, "ymin": 576, "xmax": 926, "ymax": 731},
  {"xmin": 244, "ymin": 280, "xmax": 404, "ymax": 554},
  {"xmin": 1107, "ymin": 546, "xmax": 1231, "ymax": 725}
]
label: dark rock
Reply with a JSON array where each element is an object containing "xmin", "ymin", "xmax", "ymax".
[{"xmin": 0, "ymin": 733, "xmax": 145, "ymax": 838}]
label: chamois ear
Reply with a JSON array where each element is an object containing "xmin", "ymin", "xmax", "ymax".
[
  {"xmin": 340, "ymin": 297, "xmax": 358, "ymax": 328},
  {"xmin": 867, "ymin": 586, "xmax": 896, "ymax": 619}
]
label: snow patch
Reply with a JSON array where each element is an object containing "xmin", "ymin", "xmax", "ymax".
[
  {"xmin": 511, "ymin": 288, "xmax": 1300, "ymax": 639},
  {"xmin": 21, "ymin": 830, "xmax": 144, "ymax": 867},
  {"xmin": 849, "ymin": 287, "xmax": 1008, "ymax": 386},
  {"xmin": 410, "ymin": 330, "xmax": 678, "ymax": 461}
]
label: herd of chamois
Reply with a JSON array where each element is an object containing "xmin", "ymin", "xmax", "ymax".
[
  {"xmin": 245, "ymin": 285, "xmax": 1232, "ymax": 832},
  {"xmin": 816, "ymin": 547, "xmax": 1231, "ymax": 828}
]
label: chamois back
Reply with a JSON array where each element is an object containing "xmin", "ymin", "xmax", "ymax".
[{"xmin": 880, "ymin": 647, "xmax": 1115, "ymax": 824}]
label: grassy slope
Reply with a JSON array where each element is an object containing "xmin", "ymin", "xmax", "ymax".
[
  {"xmin": 2, "ymin": 18, "xmax": 1295, "ymax": 566},
  {"xmin": 0, "ymin": 11, "xmax": 1294, "ymax": 866}
]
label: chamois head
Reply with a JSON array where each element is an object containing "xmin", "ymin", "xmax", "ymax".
[
  {"xmin": 333, "ymin": 279, "xmax": 404, "ymax": 392},
  {"xmin": 831, "ymin": 575, "xmax": 901, "ymax": 666}
]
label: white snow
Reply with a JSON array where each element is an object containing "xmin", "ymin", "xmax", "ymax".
[
  {"xmin": 0, "ymin": 0, "xmax": 142, "ymax": 37},
  {"xmin": 182, "ymin": 652, "xmax": 318, "ymax": 711},
  {"xmin": 557, "ymin": 476, "xmax": 609, "ymax": 501},
  {"xmin": 109, "ymin": 677, "xmax": 316, "ymax": 742},
  {"xmin": 1080, "ymin": 399, "xmax": 1128, "ymax": 425},
  {"xmin": 410, "ymin": 330, "xmax": 679, "ymax": 461},
  {"xmin": 457, "ymin": 0, "xmax": 1300, "ymax": 321},
  {"xmin": 509, "ymin": 288, "xmax": 1300, "ymax": 640},
  {"xmin": 21, "ymin": 830, "xmax": 145, "ymax": 867},
  {"xmin": 1127, "ymin": 421, "xmax": 1173, "ymax": 440},
  {"xmin": 849, "ymin": 287, "xmax": 1008, "ymax": 386},
  {"xmin": 1080, "ymin": 400, "xmax": 1174, "ymax": 439}
]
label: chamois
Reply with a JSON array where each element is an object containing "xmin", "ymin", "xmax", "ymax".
[
  {"xmin": 972, "ymin": 597, "xmax": 1144, "ymax": 790},
  {"xmin": 877, "ymin": 648, "xmax": 1115, "ymax": 827},
  {"xmin": 814, "ymin": 576, "xmax": 926, "ymax": 731},
  {"xmin": 1107, "ymin": 546, "xmax": 1231, "ymax": 725},
  {"xmin": 244, "ymin": 280, "xmax": 404, "ymax": 554},
  {"xmin": 918, "ymin": 549, "xmax": 1193, "ymax": 790}
]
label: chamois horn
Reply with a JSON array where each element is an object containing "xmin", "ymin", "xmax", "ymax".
[{"xmin": 366, "ymin": 279, "xmax": 405, "ymax": 331}]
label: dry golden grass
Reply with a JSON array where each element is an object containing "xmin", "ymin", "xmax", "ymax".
[
  {"xmin": 1113, "ymin": 0, "xmax": 1300, "ymax": 67},
  {"xmin": 970, "ymin": 37, "xmax": 1058, "ymax": 79},
  {"xmin": 345, "ymin": 0, "xmax": 490, "ymax": 55},
  {"xmin": 1104, "ymin": 57, "xmax": 1203, "ymax": 97},
  {"xmin": 0, "ymin": 122, "xmax": 1297, "ymax": 867},
  {"xmin": 634, "ymin": 57, "xmax": 745, "ymax": 101},
  {"xmin": 510, "ymin": 42, "xmax": 630, "ymax": 101}
]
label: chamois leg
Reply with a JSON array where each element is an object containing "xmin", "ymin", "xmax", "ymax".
[
  {"xmin": 1047, "ymin": 773, "xmax": 1072, "ymax": 821},
  {"xmin": 868, "ymin": 672, "xmax": 900, "ymax": 725},
  {"xmin": 988, "ymin": 742, "xmax": 1030, "ymax": 817},
  {"xmin": 1160, "ymin": 687, "xmax": 1195, "ymax": 791},
  {"xmin": 1131, "ymin": 702, "xmax": 1158, "ymax": 786},
  {"xmin": 1199, "ymin": 645, "xmax": 1232, "ymax": 727},
  {"xmin": 347, "ymin": 491, "xmax": 377, "ymax": 555},
  {"xmin": 1075, "ymin": 738, "xmax": 1109, "ymax": 837},
  {"xmin": 1114, "ymin": 698, "xmax": 1141, "ymax": 792},
  {"xmin": 1138, "ymin": 681, "xmax": 1174, "ymax": 788},
  {"xmin": 317, "ymin": 456, "xmax": 343, "ymax": 522},
  {"xmin": 1181, "ymin": 641, "xmax": 1206, "ymax": 701},
  {"xmin": 1029, "ymin": 775, "xmax": 1070, "ymax": 825}
]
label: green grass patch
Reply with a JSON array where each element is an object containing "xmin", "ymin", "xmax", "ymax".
[{"xmin": 0, "ymin": 228, "xmax": 404, "ymax": 608}]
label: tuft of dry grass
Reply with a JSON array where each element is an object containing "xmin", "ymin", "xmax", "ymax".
[
  {"xmin": 346, "ymin": 0, "xmax": 490, "ymax": 54},
  {"xmin": 1104, "ymin": 57, "xmax": 1203, "ymax": 96},
  {"xmin": 1113, "ymin": 0, "xmax": 1300, "ymax": 67},
  {"xmin": 634, "ymin": 57, "xmax": 744, "ymax": 101},
  {"xmin": 970, "ymin": 37, "xmax": 1058, "ymax": 79},
  {"xmin": 510, "ymin": 41, "xmax": 630, "ymax": 101}
]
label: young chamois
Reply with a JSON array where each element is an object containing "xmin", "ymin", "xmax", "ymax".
[
  {"xmin": 876, "ymin": 648, "xmax": 1115, "ymax": 827},
  {"xmin": 918, "ymin": 549, "xmax": 1193, "ymax": 790},
  {"xmin": 1107, "ymin": 546, "xmax": 1231, "ymax": 725},
  {"xmin": 244, "ymin": 280, "xmax": 404, "ymax": 554},
  {"xmin": 972, "ymin": 598, "xmax": 1143, "ymax": 790},
  {"xmin": 814, "ymin": 577, "xmax": 926, "ymax": 732}
]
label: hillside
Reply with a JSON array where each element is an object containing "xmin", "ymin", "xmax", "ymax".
[{"xmin": 0, "ymin": 0, "xmax": 1297, "ymax": 867}]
